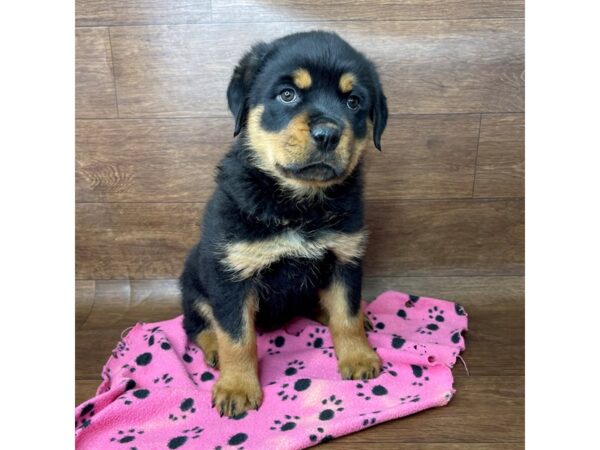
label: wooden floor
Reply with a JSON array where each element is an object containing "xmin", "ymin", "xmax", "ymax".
[{"xmin": 76, "ymin": 0, "xmax": 524, "ymax": 448}]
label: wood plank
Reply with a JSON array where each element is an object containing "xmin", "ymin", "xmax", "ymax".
[
  {"xmin": 76, "ymin": 199, "xmax": 523, "ymax": 279},
  {"xmin": 75, "ymin": 115, "xmax": 479, "ymax": 202},
  {"xmin": 75, "ymin": 280, "xmax": 95, "ymax": 330},
  {"xmin": 363, "ymin": 198, "xmax": 524, "ymax": 277},
  {"xmin": 474, "ymin": 114, "xmax": 524, "ymax": 198},
  {"xmin": 76, "ymin": 203, "xmax": 203, "ymax": 279},
  {"xmin": 76, "ymin": 276, "xmax": 523, "ymax": 379},
  {"xmin": 76, "ymin": 27, "xmax": 117, "ymax": 118},
  {"xmin": 76, "ymin": 118, "xmax": 228, "ymax": 202},
  {"xmin": 76, "ymin": 380, "xmax": 101, "ymax": 406},
  {"xmin": 76, "ymin": 0, "xmax": 211, "ymax": 27},
  {"xmin": 212, "ymin": 0, "xmax": 524, "ymax": 22},
  {"xmin": 109, "ymin": 20, "xmax": 523, "ymax": 117}
]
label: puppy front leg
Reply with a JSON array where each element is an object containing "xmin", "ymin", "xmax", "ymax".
[
  {"xmin": 200, "ymin": 290, "xmax": 262, "ymax": 417},
  {"xmin": 320, "ymin": 265, "xmax": 381, "ymax": 380}
]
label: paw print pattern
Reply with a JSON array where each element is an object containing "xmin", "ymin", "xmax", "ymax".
[
  {"xmin": 455, "ymin": 303, "xmax": 467, "ymax": 316},
  {"xmin": 110, "ymin": 428, "xmax": 144, "ymax": 446},
  {"xmin": 400, "ymin": 394, "xmax": 421, "ymax": 404},
  {"xmin": 416, "ymin": 323, "xmax": 440, "ymax": 335},
  {"xmin": 284, "ymin": 360, "xmax": 305, "ymax": 376},
  {"xmin": 318, "ymin": 395, "xmax": 344, "ymax": 420},
  {"xmin": 411, "ymin": 365, "xmax": 430, "ymax": 386},
  {"xmin": 112, "ymin": 339, "xmax": 130, "ymax": 359},
  {"xmin": 275, "ymin": 378, "xmax": 312, "ymax": 401},
  {"xmin": 366, "ymin": 311, "xmax": 386, "ymax": 332},
  {"xmin": 168, "ymin": 398, "xmax": 197, "ymax": 421},
  {"xmin": 166, "ymin": 427, "xmax": 203, "ymax": 449},
  {"xmin": 381, "ymin": 361, "xmax": 398, "ymax": 377},
  {"xmin": 189, "ymin": 370, "xmax": 215, "ymax": 385},
  {"xmin": 270, "ymin": 414, "xmax": 301, "ymax": 431},
  {"xmin": 391, "ymin": 334, "xmax": 406, "ymax": 349},
  {"xmin": 428, "ymin": 306, "xmax": 445, "ymax": 322},
  {"xmin": 213, "ymin": 432, "xmax": 248, "ymax": 450},
  {"xmin": 405, "ymin": 294, "xmax": 420, "ymax": 308},
  {"xmin": 356, "ymin": 381, "xmax": 388, "ymax": 400},
  {"xmin": 76, "ymin": 402, "xmax": 95, "ymax": 429},
  {"xmin": 182, "ymin": 344, "xmax": 199, "ymax": 363},
  {"xmin": 309, "ymin": 427, "xmax": 333, "ymax": 444},
  {"xmin": 306, "ymin": 328, "xmax": 327, "ymax": 349},
  {"xmin": 396, "ymin": 308, "xmax": 408, "ymax": 319},
  {"xmin": 451, "ymin": 329, "xmax": 463, "ymax": 344},
  {"xmin": 153, "ymin": 373, "xmax": 174, "ymax": 385},
  {"xmin": 118, "ymin": 388, "xmax": 150, "ymax": 406},
  {"xmin": 142, "ymin": 326, "xmax": 161, "ymax": 347},
  {"xmin": 267, "ymin": 335, "xmax": 286, "ymax": 355},
  {"xmin": 359, "ymin": 409, "xmax": 382, "ymax": 427}
]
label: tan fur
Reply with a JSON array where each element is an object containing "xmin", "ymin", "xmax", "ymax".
[
  {"xmin": 292, "ymin": 68, "xmax": 312, "ymax": 90},
  {"xmin": 195, "ymin": 328, "xmax": 219, "ymax": 368},
  {"xmin": 320, "ymin": 280, "xmax": 381, "ymax": 380},
  {"xmin": 339, "ymin": 72, "xmax": 356, "ymax": 93},
  {"xmin": 199, "ymin": 298, "xmax": 262, "ymax": 417},
  {"xmin": 222, "ymin": 230, "xmax": 367, "ymax": 280},
  {"xmin": 246, "ymin": 106, "xmax": 369, "ymax": 197}
]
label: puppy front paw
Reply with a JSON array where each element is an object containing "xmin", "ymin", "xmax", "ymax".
[
  {"xmin": 212, "ymin": 376, "xmax": 263, "ymax": 417},
  {"xmin": 338, "ymin": 347, "xmax": 381, "ymax": 380}
]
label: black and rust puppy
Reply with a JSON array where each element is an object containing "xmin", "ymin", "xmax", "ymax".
[{"xmin": 180, "ymin": 31, "xmax": 388, "ymax": 417}]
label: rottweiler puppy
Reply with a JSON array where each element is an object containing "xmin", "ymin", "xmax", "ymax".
[{"xmin": 180, "ymin": 30, "xmax": 388, "ymax": 417}]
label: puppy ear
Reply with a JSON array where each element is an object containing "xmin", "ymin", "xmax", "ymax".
[
  {"xmin": 227, "ymin": 42, "xmax": 271, "ymax": 137},
  {"xmin": 370, "ymin": 86, "xmax": 388, "ymax": 151}
]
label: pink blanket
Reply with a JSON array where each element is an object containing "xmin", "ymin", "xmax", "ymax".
[{"xmin": 76, "ymin": 291, "xmax": 468, "ymax": 449}]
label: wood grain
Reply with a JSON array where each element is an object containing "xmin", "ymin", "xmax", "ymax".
[
  {"xmin": 76, "ymin": 0, "xmax": 211, "ymax": 26},
  {"xmin": 76, "ymin": 118, "xmax": 228, "ymax": 202},
  {"xmin": 76, "ymin": 115, "xmax": 480, "ymax": 202},
  {"xmin": 75, "ymin": 27, "xmax": 118, "ymax": 118},
  {"xmin": 75, "ymin": 280, "xmax": 95, "ymax": 330},
  {"xmin": 76, "ymin": 198, "xmax": 523, "ymax": 279},
  {"xmin": 108, "ymin": 19, "xmax": 523, "ymax": 117},
  {"xmin": 474, "ymin": 114, "xmax": 524, "ymax": 197},
  {"xmin": 212, "ymin": 0, "xmax": 524, "ymax": 22}
]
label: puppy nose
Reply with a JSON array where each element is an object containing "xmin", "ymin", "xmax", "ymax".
[{"xmin": 311, "ymin": 124, "xmax": 341, "ymax": 152}]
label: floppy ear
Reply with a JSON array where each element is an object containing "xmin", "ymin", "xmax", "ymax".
[
  {"xmin": 227, "ymin": 42, "xmax": 271, "ymax": 137},
  {"xmin": 370, "ymin": 85, "xmax": 388, "ymax": 151}
]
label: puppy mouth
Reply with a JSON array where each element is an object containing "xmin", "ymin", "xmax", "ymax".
[{"xmin": 276, "ymin": 161, "xmax": 342, "ymax": 182}]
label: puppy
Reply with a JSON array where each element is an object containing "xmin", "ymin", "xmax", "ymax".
[{"xmin": 180, "ymin": 31, "xmax": 388, "ymax": 417}]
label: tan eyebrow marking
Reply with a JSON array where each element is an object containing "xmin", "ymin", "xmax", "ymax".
[
  {"xmin": 292, "ymin": 68, "xmax": 312, "ymax": 89},
  {"xmin": 339, "ymin": 72, "xmax": 356, "ymax": 93}
]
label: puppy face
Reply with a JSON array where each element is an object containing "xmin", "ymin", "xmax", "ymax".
[{"xmin": 227, "ymin": 32, "xmax": 388, "ymax": 193}]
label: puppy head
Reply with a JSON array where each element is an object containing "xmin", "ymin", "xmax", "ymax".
[{"xmin": 227, "ymin": 31, "xmax": 388, "ymax": 193}]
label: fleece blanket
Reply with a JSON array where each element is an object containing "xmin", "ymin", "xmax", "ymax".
[{"xmin": 75, "ymin": 291, "xmax": 468, "ymax": 449}]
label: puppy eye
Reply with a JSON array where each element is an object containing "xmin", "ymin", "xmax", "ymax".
[
  {"xmin": 278, "ymin": 88, "xmax": 297, "ymax": 103},
  {"xmin": 346, "ymin": 95, "xmax": 360, "ymax": 111}
]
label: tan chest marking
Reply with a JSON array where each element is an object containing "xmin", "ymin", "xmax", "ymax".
[{"xmin": 222, "ymin": 230, "xmax": 367, "ymax": 280}]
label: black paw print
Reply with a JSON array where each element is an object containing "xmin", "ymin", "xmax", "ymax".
[
  {"xmin": 142, "ymin": 326, "xmax": 162, "ymax": 347},
  {"xmin": 381, "ymin": 361, "xmax": 398, "ymax": 377},
  {"xmin": 118, "ymin": 388, "xmax": 150, "ymax": 406},
  {"xmin": 405, "ymin": 294, "xmax": 420, "ymax": 308},
  {"xmin": 428, "ymin": 306, "xmax": 445, "ymax": 323},
  {"xmin": 396, "ymin": 308, "xmax": 408, "ymax": 319},
  {"xmin": 166, "ymin": 426, "xmax": 203, "ymax": 449},
  {"xmin": 182, "ymin": 344, "xmax": 199, "ymax": 363},
  {"xmin": 359, "ymin": 409, "xmax": 382, "ymax": 427},
  {"xmin": 110, "ymin": 428, "xmax": 144, "ymax": 446},
  {"xmin": 455, "ymin": 303, "xmax": 467, "ymax": 316},
  {"xmin": 76, "ymin": 402, "xmax": 95, "ymax": 429},
  {"xmin": 121, "ymin": 352, "xmax": 152, "ymax": 373},
  {"xmin": 190, "ymin": 370, "xmax": 215, "ymax": 384},
  {"xmin": 391, "ymin": 334, "xmax": 406, "ymax": 349},
  {"xmin": 309, "ymin": 427, "xmax": 333, "ymax": 444},
  {"xmin": 168, "ymin": 397, "xmax": 197, "ymax": 421},
  {"xmin": 213, "ymin": 432, "xmax": 248, "ymax": 450},
  {"xmin": 275, "ymin": 378, "xmax": 312, "ymax": 401},
  {"xmin": 416, "ymin": 323, "xmax": 440, "ymax": 335},
  {"xmin": 400, "ymin": 394, "xmax": 421, "ymax": 404},
  {"xmin": 356, "ymin": 381, "xmax": 388, "ymax": 400},
  {"xmin": 284, "ymin": 360, "xmax": 305, "ymax": 376},
  {"xmin": 267, "ymin": 335, "xmax": 286, "ymax": 355},
  {"xmin": 451, "ymin": 329, "xmax": 463, "ymax": 344},
  {"xmin": 366, "ymin": 311, "xmax": 386, "ymax": 332},
  {"xmin": 270, "ymin": 414, "xmax": 301, "ymax": 431},
  {"xmin": 112, "ymin": 339, "xmax": 130, "ymax": 359},
  {"xmin": 306, "ymin": 327, "xmax": 327, "ymax": 349},
  {"xmin": 411, "ymin": 365, "xmax": 430, "ymax": 386},
  {"xmin": 319, "ymin": 395, "xmax": 344, "ymax": 420},
  {"xmin": 153, "ymin": 372, "xmax": 174, "ymax": 385}
]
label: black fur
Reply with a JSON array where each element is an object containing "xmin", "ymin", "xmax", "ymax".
[{"xmin": 180, "ymin": 31, "xmax": 387, "ymax": 342}]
